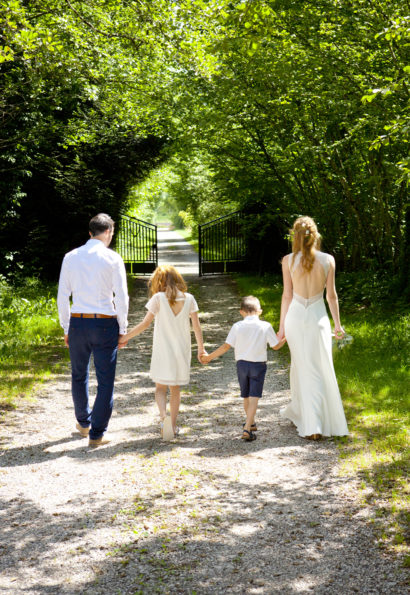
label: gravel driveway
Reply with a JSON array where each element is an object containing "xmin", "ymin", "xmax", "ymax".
[{"xmin": 0, "ymin": 231, "xmax": 406, "ymax": 594}]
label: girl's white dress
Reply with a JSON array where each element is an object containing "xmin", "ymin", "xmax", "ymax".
[
  {"xmin": 280, "ymin": 251, "xmax": 348, "ymax": 437},
  {"xmin": 146, "ymin": 291, "xmax": 198, "ymax": 386}
]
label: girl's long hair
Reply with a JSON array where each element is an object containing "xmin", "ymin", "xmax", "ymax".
[
  {"xmin": 291, "ymin": 216, "xmax": 321, "ymax": 272},
  {"xmin": 148, "ymin": 265, "xmax": 187, "ymax": 305}
]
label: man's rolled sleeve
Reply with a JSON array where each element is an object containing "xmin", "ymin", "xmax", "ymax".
[
  {"xmin": 57, "ymin": 257, "xmax": 72, "ymax": 334},
  {"xmin": 112, "ymin": 257, "xmax": 129, "ymax": 334}
]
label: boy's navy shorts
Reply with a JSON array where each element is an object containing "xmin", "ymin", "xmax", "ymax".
[{"xmin": 236, "ymin": 360, "xmax": 267, "ymax": 398}]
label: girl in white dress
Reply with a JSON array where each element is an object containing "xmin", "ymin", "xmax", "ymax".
[
  {"xmin": 119, "ymin": 265, "xmax": 206, "ymax": 439},
  {"xmin": 277, "ymin": 216, "xmax": 348, "ymax": 439}
]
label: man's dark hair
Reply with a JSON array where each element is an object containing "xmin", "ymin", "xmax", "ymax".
[
  {"xmin": 240, "ymin": 295, "xmax": 261, "ymax": 314},
  {"xmin": 89, "ymin": 213, "xmax": 115, "ymax": 236}
]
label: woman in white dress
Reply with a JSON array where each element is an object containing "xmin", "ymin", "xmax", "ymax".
[
  {"xmin": 119, "ymin": 265, "xmax": 206, "ymax": 439},
  {"xmin": 277, "ymin": 216, "xmax": 348, "ymax": 439}
]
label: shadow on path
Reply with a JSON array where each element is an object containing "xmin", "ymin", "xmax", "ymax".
[{"xmin": 0, "ymin": 237, "xmax": 406, "ymax": 594}]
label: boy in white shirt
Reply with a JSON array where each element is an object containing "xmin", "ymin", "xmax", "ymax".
[{"xmin": 201, "ymin": 296, "xmax": 286, "ymax": 441}]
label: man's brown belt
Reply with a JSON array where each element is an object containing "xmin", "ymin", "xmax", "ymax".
[{"xmin": 70, "ymin": 313, "xmax": 117, "ymax": 318}]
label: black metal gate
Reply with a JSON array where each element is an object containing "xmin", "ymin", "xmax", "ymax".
[
  {"xmin": 116, "ymin": 215, "xmax": 157, "ymax": 274},
  {"xmin": 198, "ymin": 211, "xmax": 247, "ymax": 276}
]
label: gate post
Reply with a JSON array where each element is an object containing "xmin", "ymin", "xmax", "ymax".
[{"xmin": 198, "ymin": 224, "xmax": 202, "ymax": 277}]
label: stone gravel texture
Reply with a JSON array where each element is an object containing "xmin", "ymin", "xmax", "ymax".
[{"xmin": 0, "ymin": 230, "xmax": 407, "ymax": 594}]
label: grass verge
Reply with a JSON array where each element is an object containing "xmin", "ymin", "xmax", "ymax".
[
  {"xmin": 0, "ymin": 277, "xmax": 68, "ymax": 414},
  {"xmin": 233, "ymin": 272, "xmax": 409, "ymax": 561}
]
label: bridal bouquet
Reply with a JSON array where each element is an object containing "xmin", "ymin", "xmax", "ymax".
[{"xmin": 332, "ymin": 333, "xmax": 353, "ymax": 350}]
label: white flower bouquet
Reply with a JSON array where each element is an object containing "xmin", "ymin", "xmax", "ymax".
[{"xmin": 332, "ymin": 333, "xmax": 353, "ymax": 350}]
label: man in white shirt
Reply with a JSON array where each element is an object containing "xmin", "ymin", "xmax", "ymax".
[
  {"xmin": 57, "ymin": 213, "xmax": 129, "ymax": 446},
  {"xmin": 201, "ymin": 296, "xmax": 285, "ymax": 441}
]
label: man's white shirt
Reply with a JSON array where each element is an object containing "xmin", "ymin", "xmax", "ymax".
[
  {"xmin": 226, "ymin": 315, "xmax": 279, "ymax": 361},
  {"xmin": 57, "ymin": 239, "xmax": 129, "ymax": 334}
]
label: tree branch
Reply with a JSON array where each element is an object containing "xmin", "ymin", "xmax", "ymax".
[{"xmin": 65, "ymin": 0, "xmax": 143, "ymax": 50}]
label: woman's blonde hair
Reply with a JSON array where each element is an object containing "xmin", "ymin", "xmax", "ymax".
[
  {"xmin": 291, "ymin": 216, "xmax": 321, "ymax": 272},
  {"xmin": 148, "ymin": 265, "xmax": 187, "ymax": 305}
]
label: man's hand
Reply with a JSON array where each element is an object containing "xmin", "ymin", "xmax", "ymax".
[
  {"xmin": 118, "ymin": 334, "xmax": 128, "ymax": 349},
  {"xmin": 64, "ymin": 334, "xmax": 69, "ymax": 347}
]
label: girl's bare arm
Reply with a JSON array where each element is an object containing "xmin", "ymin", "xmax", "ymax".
[
  {"xmin": 190, "ymin": 311, "xmax": 206, "ymax": 360},
  {"xmin": 119, "ymin": 311, "xmax": 155, "ymax": 344}
]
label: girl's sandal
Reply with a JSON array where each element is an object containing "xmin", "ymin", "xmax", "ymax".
[
  {"xmin": 241, "ymin": 429, "xmax": 257, "ymax": 441},
  {"xmin": 162, "ymin": 416, "xmax": 175, "ymax": 441},
  {"xmin": 306, "ymin": 433, "xmax": 322, "ymax": 441}
]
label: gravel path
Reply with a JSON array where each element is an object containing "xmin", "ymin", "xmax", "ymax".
[{"xmin": 0, "ymin": 231, "xmax": 406, "ymax": 594}]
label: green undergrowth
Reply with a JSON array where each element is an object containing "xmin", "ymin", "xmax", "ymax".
[
  {"xmin": 233, "ymin": 272, "xmax": 409, "ymax": 559},
  {"xmin": 0, "ymin": 276, "xmax": 68, "ymax": 413}
]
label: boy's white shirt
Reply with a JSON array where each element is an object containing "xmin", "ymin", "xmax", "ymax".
[{"xmin": 226, "ymin": 315, "xmax": 279, "ymax": 362}]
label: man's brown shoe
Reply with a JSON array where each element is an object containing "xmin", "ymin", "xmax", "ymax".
[
  {"xmin": 88, "ymin": 435, "xmax": 111, "ymax": 447},
  {"xmin": 76, "ymin": 422, "xmax": 90, "ymax": 437}
]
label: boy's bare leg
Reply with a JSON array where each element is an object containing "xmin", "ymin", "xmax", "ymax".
[
  {"xmin": 169, "ymin": 385, "xmax": 181, "ymax": 432},
  {"xmin": 243, "ymin": 397, "xmax": 259, "ymax": 432},
  {"xmin": 155, "ymin": 383, "xmax": 167, "ymax": 420}
]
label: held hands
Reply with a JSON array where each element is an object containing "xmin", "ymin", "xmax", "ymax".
[
  {"xmin": 198, "ymin": 350, "xmax": 209, "ymax": 364},
  {"xmin": 274, "ymin": 336, "xmax": 287, "ymax": 350},
  {"xmin": 118, "ymin": 334, "xmax": 129, "ymax": 349},
  {"xmin": 276, "ymin": 329, "xmax": 285, "ymax": 342}
]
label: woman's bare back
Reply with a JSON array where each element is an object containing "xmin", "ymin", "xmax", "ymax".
[{"xmin": 289, "ymin": 251, "xmax": 330, "ymax": 301}]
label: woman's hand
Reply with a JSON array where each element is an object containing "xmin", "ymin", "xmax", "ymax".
[
  {"xmin": 333, "ymin": 327, "xmax": 345, "ymax": 340},
  {"xmin": 276, "ymin": 329, "xmax": 285, "ymax": 342}
]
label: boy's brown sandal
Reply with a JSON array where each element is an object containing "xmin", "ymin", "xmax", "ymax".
[
  {"xmin": 241, "ymin": 429, "xmax": 257, "ymax": 441},
  {"xmin": 243, "ymin": 423, "xmax": 257, "ymax": 432}
]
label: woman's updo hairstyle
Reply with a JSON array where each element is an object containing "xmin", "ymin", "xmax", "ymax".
[{"xmin": 291, "ymin": 216, "xmax": 321, "ymax": 272}]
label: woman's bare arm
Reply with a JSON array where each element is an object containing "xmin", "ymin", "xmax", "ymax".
[
  {"xmin": 325, "ymin": 257, "xmax": 344, "ymax": 336},
  {"xmin": 277, "ymin": 255, "xmax": 293, "ymax": 340}
]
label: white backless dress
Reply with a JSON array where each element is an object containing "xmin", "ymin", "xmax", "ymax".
[
  {"xmin": 280, "ymin": 251, "xmax": 348, "ymax": 437},
  {"xmin": 146, "ymin": 292, "xmax": 198, "ymax": 386}
]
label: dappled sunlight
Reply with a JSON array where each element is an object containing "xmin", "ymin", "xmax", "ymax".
[{"xmin": 1, "ymin": 263, "xmax": 407, "ymax": 592}]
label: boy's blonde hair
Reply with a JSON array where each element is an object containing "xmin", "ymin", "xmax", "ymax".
[
  {"xmin": 240, "ymin": 295, "xmax": 261, "ymax": 314},
  {"xmin": 148, "ymin": 265, "xmax": 187, "ymax": 305}
]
